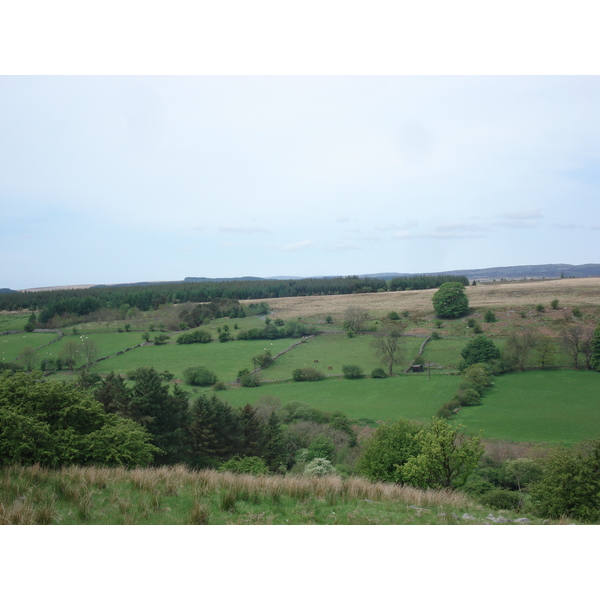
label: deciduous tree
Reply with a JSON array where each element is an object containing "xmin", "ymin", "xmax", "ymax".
[
  {"xmin": 371, "ymin": 325, "xmax": 405, "ymax": 376},
  {"xmin": 432, "ymin": 282, "xmax": 469, "ymax": 318}
]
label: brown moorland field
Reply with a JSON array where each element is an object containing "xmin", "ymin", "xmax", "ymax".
[{"xmin": 243, "ymin": 277, "xmax": 600, "ymax": 320}]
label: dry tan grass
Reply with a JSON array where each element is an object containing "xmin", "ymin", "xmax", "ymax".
[{"xmin": 241, "ymin": 278, "xmax": 600, "ymax": 320}]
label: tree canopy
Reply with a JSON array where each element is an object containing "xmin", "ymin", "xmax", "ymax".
[
  {"xmin": 432, "ymin": 282, "xmax": 469, "ymax": 318},
  {"xmin": 0, "ymin": 371, "xmax": 158, "ymax": 467},
  {"xmin": 461, "ymin": 336, "xmax": 501, "ymax": 368}
]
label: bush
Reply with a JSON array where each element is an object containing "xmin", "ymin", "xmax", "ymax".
[
  {"xmin": 431, "ymin": 330, "xmax": 441, "ymax": 340},
  {"xmin": 371, "ymin": 367, "xmax": 388, "ymax": 378},
  {"xmin": 460, "ymin": 336, "xmax": 501, "ymax": 368},
  {"xmin": 304, "ymin": 458, "xmax": 336, "ymax": 477},
  {"xmin": 467, "ymin": 318, "xmax": 476, "ymax": 328},
  {"xmin": 176, "ymin": 330, "xmax": 212, "ymax": 344},
  {"xmin": 342, "ymin": 365, "xmax": 364, "ymax": 379},
  {"xmin": 218, "ymin": 456, "xmax": 269, "ymax": 475},
  {"xmin": 436, "ymin": 399, "xmax": 461, "ymax": 418},
  {"xmin": 213, "ymin": 381, "xmax": 227, "ymax": 391},
  {"xmin": 550, "ymin": 299, "xmax": 560, "ymax": 310},
  {"xmin": 292, "ymin": 368, "xmax": 325, "ymax": 382},
  {"xmin": 153, "ymin": 333, "xmax": 169, "ymax": 345},
  {"xmin": 473, "ymin": 324, "xmax": 483, "ymax": 334},
  {"xmin": 452, "ymin": 387, "xmax": 481, "ymax": 407},
  {"xmin": 306, "ymin": 435, "xmax": 336, "ymax": 462},
  {"xmin": 387, "ymin": 311, "xmax": 400, "ymax": 321},
  {"xmin": 238, "ymin": 369, "xmax": 260, "ymax": 387},
  {"xmin": 484, "ymin": 310, "xmax": 497, "ymax": 323},
  {"xmin": 481, "ymin": 489, "xmax": 522, "ymax": 511},
  {"xmin": 536, "ymin": 304, "xmax": 545, "ymax": 313},
  {"xmin": 183, "ymin": 366, "xmax": 218, "ymax": 387}
]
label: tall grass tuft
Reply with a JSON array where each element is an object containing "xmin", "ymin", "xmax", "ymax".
[{"xmin": 189, "ymin": 502, "xmax": 211, "ymax": 524}]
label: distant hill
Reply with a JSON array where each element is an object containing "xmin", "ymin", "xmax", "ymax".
[
  {"xmin": 367, "ymin": 264, "xmax": 600, "ymax": 281},
  {"xmin": 10, "ymin": 264, "xmax": 600, "ymax": 293}
]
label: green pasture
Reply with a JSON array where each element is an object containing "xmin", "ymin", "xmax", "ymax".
[
  {"xmin": 259, "ymin": 334, "xmax": 425, "ymax": 381},
  {"xmin": 217, "ymin": 374, "xmax": 460, "ymax": 423},
  {"xmin": 0, "ymin": 332, "xmax": 58, "ymax": 363},
  {"xmin": 86, "ymin": 338, "xmax": 294, "ymax": 384},
  {"xmin": 455, "ymin": 370, "xmax": 600, "ymax": 444},
  {"xmin": 0, "ymin": 313, "xmax": 29, "ymax": 332}
]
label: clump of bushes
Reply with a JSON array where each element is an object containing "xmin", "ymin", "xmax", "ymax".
[
  {"xmin": 238, "ymin": 369, "xmax": 260, "ymax": 387},
  {"xmin": 342, "ymin": 365, "xmax": 364, "ymax": 379},
  {"xmin": 484, "ymin": 309, "xmax": 497, "ymax": 323},
  {"xmin": 183, "ymin": 366, "xmax": 218, "ymax": 387},
  {"xmin": 481, "ymin": 489, "xmax": 522, "ymax": 511},
  {"xmin": 371, "ymin": 367, "xmax": 388, "ymax": 378},
  {"xmin": 176, "ymin": 330, "xmax": 212, "ymax": 344},
  {"xmin": 218, "ymin": 456, "xmax": 269, "ymax": 475},
  {"xmin": 292, "ymin": 367, "xmax": 325, "ymax": 382}
]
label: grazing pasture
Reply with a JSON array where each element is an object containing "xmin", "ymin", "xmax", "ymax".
[
  {"xmin": 217, "ymin": 374, "xmax": 460, "ymax": 423},
  {"xmin": 455, "ymin": 370, "xmax": 600, "ymax": 444}
]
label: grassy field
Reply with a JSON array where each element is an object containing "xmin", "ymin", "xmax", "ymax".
[
  {"xmin": 0, "ymin": 332, "xmax": 59, "ymax": 363},
  {"xmin": 87, "ymin": 337, "xmax": 294, "ymax": 384},
  {"xmin": 217, "ymin": 374, "xmax": 460, "ymax": 423},
  {"xmin": 258, "ymin": 333, "xmax": 425, "ymax": 380},
  {"xmin": 455, "ymin": 370, "xmax": 600, "ymax": 444},
  {"xmin": 0, "ymin": 464, "xmax": 552, "ymax": 525}
]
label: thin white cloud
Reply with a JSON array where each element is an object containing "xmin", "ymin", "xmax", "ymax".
[
  {"xmin": 501, "ymin": 208, "xmax": 543, "ymax": 220},
  {"xmin": 335, "ymin": 216, "xmax": 350, "ymax": 223},
  {"xmin": 495, "ymin": 219, "xmax": 539, "ymax": 229},
  {"xmin": 219, "ymin": 226, "xmax": 270, "ymax": 234},
  {"xmin": 436, "ymin": 221, "xmax": 491, "ymax": 233},
  {"xmin": 553, "ymin": 223, "xmax": 583, "ymax": 230},
  {"xmin": 327, "ymin": 239, "xmax": 360, "ymax": 251},
  {"xmin": 284, "ymin": 239, "xmax": 313, "ymax": 251}
]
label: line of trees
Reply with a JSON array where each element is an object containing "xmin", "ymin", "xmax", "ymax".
[{"xmin": 0, "ymin": 275, "xmax": 470, "ymax": 319}]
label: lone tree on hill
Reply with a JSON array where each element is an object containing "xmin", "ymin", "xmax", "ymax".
[{"xmin": 432, "ymin": 282, "xmax": 469, "ymax": 318}]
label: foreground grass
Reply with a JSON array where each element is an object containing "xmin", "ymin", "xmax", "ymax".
[
  {"xmin": 455, "ymin": 370, "xmax": 600, "ymax": 444},
  {"xmin": 0, "ymin": 464, "xmax": 553, "ymax": 525}
]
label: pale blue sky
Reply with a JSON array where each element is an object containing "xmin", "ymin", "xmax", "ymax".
[{"xmin": 1, "ymin": 75, "xmax": 599, "ymax": 289}]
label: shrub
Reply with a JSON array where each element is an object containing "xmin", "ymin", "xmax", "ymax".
[
  {"xmin": 306, "ymin": 435, "xmax": 337, "ymax": 462},
  {"xmin": 467, "ymin": 318, "xmax": 476, "ymax": 328},
  {"xmin": 434, "ymin": 319, "xmax": 443, "ymax": 329},
  {"xmin": 436, "ymin": 399, "xmax": 461, "ymax": 418},
  {"xmin": 153, "ymin": 333, "xmax": 169, "ymax": 345},
  {"xmin": 304, "ymin": 458, "xmax": 336, "ymax": 477},
  {"xmin": 218, "ymin": 456, "xmax": 269, "ymax": 475},
  {"xmin": 572, "ymin": 307, "xmax": 582, "ymax": 318},
  {"xmin": 452, "ymin": 387, "xmax": 482, "ymax": 407},
  {"xmin": 550, "ymin": 299, "xmax": 560, "ymax": 310},
  {"xmin": 238, "ymin": 369, "xmax": 260, "ymax": 387},
  {"xmin": 484, "ymin": 310, "xmax": 497, "ymax": 323},
  {"xmin": 481, "ymin": 489, "xmax": 522, "ymax": 511},
  {"xmin": 213, "ymin": 381, "xmax": 227, "ymax": 391},
  {"xmin": 342, "ymin": 365, "xmax": 364, "ymax": 379},
  {"xmin": 431, "ymin": 330, "xmax": 441, "ymax": 340},
  {"xmin": 292, "ymin": 368, "xmax": 325, "ymax": 382},
  {"xmin": 529, "ymin": 440, "xmax": 600, "ymax": 522},
  {"xmin": 183, "ymin": 366, "xmax": 218, "ymax": 387},
  {"xmin": 536, "ymin": 304, "xmax": 545, "ymax": 313},
  {"xmin": 176, "ymin": 330, "xmax": 211, "ymax": 344},
  {"xmin": 387, "ymin": 311, "xmax": 400, "ymax": 321},
  {"xmin": 371, "ymin": 367, "xmax": 388, "ymax": 378},
  {"xmin": 460, "ymin": 336, "xmax": 501, "ymax": 368},
  {"xmin": 218, "ymin": 331, "xmax": 231, "ymax": 343}
]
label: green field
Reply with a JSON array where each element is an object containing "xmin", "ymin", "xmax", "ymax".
[
  {"xmin": 217, "ymin": 374, "xmax": 460, "ymax": 423},
  {"xmin": 88, "ymin": 337, "xmax": 294, "ymax": 384},
  {"xmin": 258, "ymin": 333, "xmax": 425, "ymax": 380},
  {"xmin": 0, "ymin": 332, "xmax": 59, "ymax": 363},
  {"xmin": 455, "ymin": 370, "xmax": 600, "ymax": 444}
]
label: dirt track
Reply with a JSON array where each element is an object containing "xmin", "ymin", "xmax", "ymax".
[{"xmin": 241, "ymin": 277, "xmax": 600, "ymax": 320}]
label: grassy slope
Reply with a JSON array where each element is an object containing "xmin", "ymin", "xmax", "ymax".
[
  {"xmin": 455, "ymin": 370, "xmax": 600, "ymax": 444},
  {"xmin": 0, "ymin": 464, "xmax": 552, "ymax": 525}
]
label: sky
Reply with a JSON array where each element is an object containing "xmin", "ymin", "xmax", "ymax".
[{"xmin": 1, "ymin": 8, "xmax": 599, "ymax": 290}]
